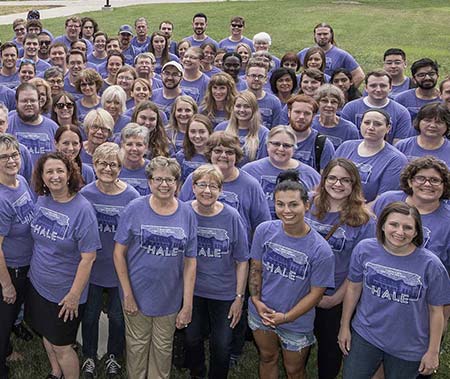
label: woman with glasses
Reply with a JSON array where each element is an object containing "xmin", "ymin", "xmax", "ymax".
[
  {"xmin": 242, "ymin": 125, "xmax": 320, "ymax": 219},
  {"xmin": 395, "ymin": 102, "xmax": 450, "ymax": 167},
  {"xmin": 0, "ymin": 134, "xmax": 34, "ymax": 379},
  {"xmin": 311, "ymin": 84, "xmax": 359, "ymax": 150},
  {"xmin": 338, "ymin": 202, "xmax": 450, "ymax": 379},
  {"xmin": 166, "ymin": 95, "xmax": 198, "ymax": 153},
  {"xmin": 306, "ymin": 158, "xmax": 375, "ymax": 379},
  {"xmin": 44, "ymin": 67, "xmax": 65, "ymax": 98},
  {"xmin": 74, "ymin": 69, "xmax": 103, "ymax": 124},
  {"xmin": 80, "ymin": 109, "xmax": 114, "ymax": 166},
  {"xmin": 249, "ymin": 169, "xmax": 334, "ymax": 379},
  {"xmin": 334, "ymin": 109, "xmax": 408, "ymax": 203},
  {"xmin": 113, "ymin": 156, "xmax": 197, "ymax": 379},
  {"xmin": 185, "ymin": 164, "xmax": 249, "ymax": 379},
  {"xmin": 79, "ymin": 143, "xmax": 139, "ymax": 378},
  {"xmin": 101, "ymin": 85, "xmax": 131, "ymax": 140},
  {"xmin": 51, "ymin": 91, "xmax": 79, "ymax": 129}
]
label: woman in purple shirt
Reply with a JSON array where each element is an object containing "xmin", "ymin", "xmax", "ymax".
[
  {"xmin": 74, "ymin": 69, "xmax": 102, "ymax": 124},
  {"xmin": 166, "ymin": 95, "xmax": 198, "ymax": 152},
  {"xmin": 339, "ymin": 202, "xmax": 450, "ymax": 379}
]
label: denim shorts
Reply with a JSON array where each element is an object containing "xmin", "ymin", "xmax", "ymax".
[{"xmin": 248, "ymin": 311, "xmax": 316, "ymax": 352}]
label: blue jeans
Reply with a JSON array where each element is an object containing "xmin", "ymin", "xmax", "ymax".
[
  {"xmin": 81, "ymin": 284, "xmax": 124, "ymax": 359},
  {"xmin": 343, "ymin": 330, "xmax": 420, "ymax": 379},
  {"xmin": 184, "ymin": 296, "xmax": 234, "ymax": 379}
]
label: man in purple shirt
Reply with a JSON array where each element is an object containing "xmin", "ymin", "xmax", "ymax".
[
  {"xmin": 219, "ymin": 16, "xmax": 254, "ymax": 52},
  {"xmin": 0, "ymin": 43, "xmax": 20, "ymax": 89},
  {"xmin": 53, "ymin": 16, "xmax": 92, "ymax": 55},
  {"xmin": 64, "ymin": 50, "xmax": 86, "ymax": 100},
  {"xmin": 20, "ymin": 33, "xmax": 51, "ymax": 76},
  {"xmin": 118, "ymin": 24, "xmax": 137, "ymax": 66},
  {"xmin": 159, "ymin": 21, "xmax": 177, "ymax": 55},
  {"xmin": 131, "ymin": 17, "xmax": 150, "ymax": 54},
  {"xmin": 341, "ymin": 70, "xmax": 412, "ymax": 144},
  {"xmin": 183, "ymin": 13, "xmax": 218, "ymax": 48},
  {"xmin": 394, "ymin": 58, "xmax": 441, "ymax": 121},
  {"xmin": 298, "ymin": 23, "xmax": 365, "ymax": 87},
  {"xmin": 37, "ymin": 31, "xmax": 53, "ymax": 62},
  {"xmin": 383, "ymin": 48, "xmax": 414, "ymax": 96}
]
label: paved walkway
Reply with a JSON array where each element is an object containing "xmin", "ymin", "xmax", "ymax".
[{"xmin": 0, "ymin": 0, "xmax": 224, "ymax": 25}]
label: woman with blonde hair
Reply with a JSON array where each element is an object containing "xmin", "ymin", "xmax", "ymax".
[
  {"xmin": 201, "ymin": 72, "xmax": 238, "ymax": 127},
  {"xmin": 215, "ymin": 91, "xmax": 269, "ymax": 166},
  {"xmin": 166, "ymin": 95, "xmax": 198, "ymax": 152},
  {"xmin": 28, "ymin": 77, "xmax": 52, "ymax": 116}
]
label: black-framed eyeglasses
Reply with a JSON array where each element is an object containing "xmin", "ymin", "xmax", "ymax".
[
  {"xmin": 325, "ymin": 175, "xmax": 353, "ymax": 186},
  {"xmin": 150, "ymin": 176, "xmax": 176, "ymax": 185},
  {"xmin": 268, "ymin": 141, "xmax": 294, "ymax": 149},
  {"xmin": 412, "ymin": 175, "xmax": 443, "ymax": 186},
  {"xmin": 0, "ymin": 152, "xmax": 20, "ymax": 162}
]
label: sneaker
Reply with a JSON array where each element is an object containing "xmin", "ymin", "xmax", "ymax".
[
  {"xmin": 81, "ymin": 357, "xmax": 96, "ymax": 378},
  {"xmin": 105, "ymin": 354, "xmax": 121, "ymax": 378}
]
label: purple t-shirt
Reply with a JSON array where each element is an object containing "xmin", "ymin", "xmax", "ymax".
[
  {"xmin": 152, "ymin": 88, "xmax": 185, "ymax": 120},
  {"xmin": 293, "ymin": 129, "xmax": 335, "ymax": 172},
  {"xmin": 80, "ymin": 182, "xmax": 140, "ymax": 288},
  {"xmin": 86, "ymin": 53, "xmax": 106, "ymax": 66},
  {"xmin": 81, "ymin": 163, "xmax": 96, "ymax": 184},
  {"xmin": 311, "ymin": 115, "xmax": 360, "ymax": 149},
  {"xmin": 165, "ymin": 128, "xmax": 185, "ymax": 152},
  {"xmin": 391, "ymin": 77, "xmax": 413, "ymax": 96},
  {"xmin": 118, "ymin": 159, "xmax": 151, "ymax": 196},
  {"xmin": 112, "ymin": 114, "xmax": 131, "ymax": 140},
  {"xmin": 203, "ymin": 66, "xmax": 222, "ymax": 78},
  {"xmin": 181, "ymin": 73, "xmax": 210, "ymax": 104},
  {"xmin": 121, "ymin": 45, "xmax": 137, "ymax": 66},
  {"xmin": 395, "ymin": 136, "xmax": 450, "ymax": 167},
  {"xmin": 76, "ymin": 100, "xmax": 101, "ymax": 125},
  {"xmin": 340, "ymin": 97, "xmax": 412, "ymax": 143},
  {"xmin": 373, "ymin": 191, "xmax": 450, "ymax": 269},
  {"xmin": 179, "ymin": 169, "xmax": 271, "ymax": 245},
  {"xmin": 191, "ymin": 202, "xmax": 249, "ymax": 300},
  {"xmin": 242, "ymin": 157, "xmax": 320, "ymax": 219},
  {"xmin": 393, "ymin": 89, "xmax": 440, "ymax": 121},
  {"xmin": 305, "ymin": 209, "xmax": 375, "ymax": 295},
  {"xmin": 17, "ymin": 57, "xmax": 51, "ymax": 76},
  {"xmin": 184, "ymin": 35, "xmax": 218, "ymax": 49},
  {"xmin": 63, "ymin": 76, "xmax": 82, "ymax": 101},
  {"xmin": 0, "ymin": 72, "xmax": 20, "ymax": 90},
  {"xmin": 214, "ymin": 121, "xmax": 270, "ymax": 166},
  {"xmin": 154, "ymin": 54, "xmax": 180, "ymax": 75},
  {"xmin": 257, "ymin": 92, "xmax": 282, "ymax": 130},
  {"xmin": 7, "ymin": 113, "xmax": 58, "ymax": 164},
  {"xmin": 53, "ymin": 35, "xmax": 93, "ymax": 55},
  {"xmin": 218, "ymin": 36, "xmax": 254, "ymax": 52},
  {"xmin": 175, "ymin": 150, "xmax": 207, "ymax": 182},
  {"xmin": 0, "ymin": 175, "xmax": 34, "ymax": 267},
  {"xmin": 114, "ymin": 196, "xmax": 198, "ymax": 316},
  {"xmin": 348, "ymin": 238, "xmax": 450, "ymax": 361},
  {"xmin": 249, "ymin": 220, "xmax": 335, "ymax": 333},
  {"xmin": 29, "ymin": 194, "xmax": 101, "ymax": 303},
  {"xmin": 19, "ymin": 142, "xmax": 32, "ymax": 183},
  {"xmin": 334, "ymin": 140, "xmax": 407, "ymax": 202},
  {"xmin": 0, "ymin": 86, "xmax": 16, "ymax": 111},
  {"xmin": 130, "ymin": 36, "xmax": 151, "ymax": 54}
]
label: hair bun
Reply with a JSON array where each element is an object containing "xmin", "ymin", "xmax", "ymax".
[{"xmin": 276, "ymin": 169, "xmax": 300, "ymax": 185}]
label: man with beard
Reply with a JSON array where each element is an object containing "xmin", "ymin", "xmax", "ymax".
[
  {"xmin": 7, "ymin": 83, "xmax": 58, "ymax": 164},
  {"xmin": 37, "ymin": 31, "xmax": 52, "ymax": 61},
  {"xmin": 131, "ymin": 17, "xmax": 150, "ymax": 54},
  {"xmin": 288, "ymin": 94, "xmax": 334, "ymax": 172},
  {"xmin": 20, "ymin": 33, "xmax": 51, "ymax": 75},
  {"xmin": 152, "ymin": 61, "xmax": 185, "ymax": 120},
  {"xmin": 394, "ymin": 58, "xmax": 440, "ymax": 121},
  {"xmin": 297, "ymin": 23, "xmax": 365, "ymax": 87},
  {"xmin": 0, "ymin": 43, "xmax": 20, "ymax": 89},
  {"xmin": 383, "ymin": 48, "xmax": 414, "ymax": 96},
  {"xmin": 341, "ymin": 70, "xmax": 412, "ymax": 144},
  {"xmin": 118, "ymin": 24, "xmax": 137, "ymax": 66},
  {"xmin": 184, "ymin": 13, "xmax": 218, "ymax": 49},
  {"xmin": 159, "ymin": 21, "xmax": 177, "ymax": 55},
  {"xmin": 219, "ymin": 16, "xmax": 254, "ymax": 52},
  {"xmin": 134, "ymin": 52, "xmax": 162, "ymax": 90}
]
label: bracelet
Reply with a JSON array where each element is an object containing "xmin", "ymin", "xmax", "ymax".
[
  {"xmin": 236, "ymin": 293, "xmax": 244, "ymax": 299},
  {"xmin": 283, "ymin": 313, "xmax": 288, "ymax": 322}
]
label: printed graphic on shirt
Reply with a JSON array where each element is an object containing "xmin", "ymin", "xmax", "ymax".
[
  {"xmin": 140, "ymin": 225, "xmax": 187, "ymax": 257},
  {"xmin": 422, "ymin": 226, "xmax": 431, "ymax": 249},
  {"xmin": 12, "ymin": 191, "xmax": 34, "ymax": 224},
  {"xmin": 263, "ymin": 241, "xmax": 309, "ymax": 281},
  {"xmin": 293, "ymin": 149, "xmax": 312, "ymax": 167},
  {"xmin": 219, "ymin": 191, "xmax": 239, "ymax": 210},
  {"xmin": 321, "ymin": 134, "xmax": 342, "ymax": 149},
  {"xmin": 16, "ymin": 132, "xmax": 52, "ymax": 155},
  {"xmin": 364, "ymin": 262, "xmax": 422, "ymax": 304},
  {"xmin": 121, "ymin": 178, "xmax": 150, "ymax": 196},
  {"xmin": 260, "ymin": 108, "xmax": 274, "ymax": 128},
  {"xmin": 307, "ymin": 219, "xmax": 346, "ymax": 253},
  {"xmin": 355, "ymin": 162, "xmax": 372, "ymax": 184},
  {"xmin": 182, "ymin": 87, "xmax": 200, "ymax": 103},
  {"xmin": 32, "ymin": 207, "xmax": 69, "ymax": 241},
  {"xmin": 197, "ymin": 227, "xmax": 230, "ymax": 258},
  {"xmin": 93, "ymin": 204, "xmax": 123, "ymax": 233},
  {"xmin": 182, "ymin": 160, "xmax": 202, "ymax": 180}
]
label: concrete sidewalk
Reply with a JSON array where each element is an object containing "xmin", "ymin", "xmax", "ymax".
[{"xmin": 0, "ymin": 0, "xmax": 224, "ymax": 25}]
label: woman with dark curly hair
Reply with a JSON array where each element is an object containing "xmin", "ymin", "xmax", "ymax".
[{"xmin": 269, "ymin": 67, "xmax": 297, "ymax": 104}]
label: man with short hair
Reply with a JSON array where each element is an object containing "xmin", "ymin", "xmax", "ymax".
[
  {"xmin": 131, "ymin": 17, "xmax": 150, "ymax": 54},
  {"xmin": 219, "ymin": 16, "xmax": 254, "ymax": 52},
  {"xmin": 245, "ymin": 58, "xmax": 282, "ymax": 129},
  {"xmin": 0, "ymin": 43, "xmax": 20, "ymax": 89},
  {"xmin": 97, "ymin": 38, "xmax": 122, "ymax": 78},
  {"xmin": 134, "ymin": 53, "xmax": 162, "ymax": 89},
  {"xmin": 118, "ymin": 25, "xmax": 136, "ymax": 66},
  {"xmin": 297, "ymin": 23, "xmax": 365, "ymax": 87},
  {"xmin": 48, "ymin": 42, "xmax": 68, "ymax": 74},
  {"xmin": 159, "ymin": 21, "xmax": 177, "ymax": 55},
  {"xmin": 184, "ymin": 13, "xmax": 218, "ymax": 48},
  {"xmin": 21, "ymin": 33, "xmax": 51, "ymax": 75},
  {"xmin": 394, "ymin": 58, "xmax": 441, "ymax": 121},
  {"xmin": 152, "ymin": 61, "xmax": 185, "ymax": 120},
  {"xmin": 12, "ymin": 18, "xmax": 27, "ymax": 57},
  {"xmin": 7, "ymin": 83, "xmax": 58, "ymax": 164},
  {"xmin": 54, "ymin": 16, "xmax": 92, "ymax": 55},
  {"xmin": 341, "ymin": 70, "xmax": 412, "ymax": 144},
  {"xmin": 37, "ymin": 31, "xmax": 52, "ymax": 61},
  {"xmin": 287, "ymin": 94, "xmax": 335, "ymax": 172},
  {"xmin": 64, "ymin": 50, "xmax": 86, "ymax": 100},
  {"xmin": 383, "ymin": 48, "xmax": 414, "ymax": 95},
  {"xmin": 26, "ymin": 19, "xmax": 42, "ymax": 35}
]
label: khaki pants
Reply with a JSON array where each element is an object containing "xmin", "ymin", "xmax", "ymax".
[{"xmin": 124, "ymin": 310, "xmax": 177, "ymax": 379}]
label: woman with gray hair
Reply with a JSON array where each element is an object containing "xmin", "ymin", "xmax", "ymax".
[
  {"xmin": 311, "ymin": 84, "xmax": 360, "ymax": 149},
  {"xmin": 101, "ymin": 85, "xmax": 131, "ymax": 140},
  {"xmin": 113, "ymin": 156, "xmax": 197, "ymax": 379},
  {"xmin": 252, "ymin": 32, "xmax": 280, "ymax": 70},
  {"xmin": 79, "ymin": 142, "xmax": 140, "ymax": 378}
]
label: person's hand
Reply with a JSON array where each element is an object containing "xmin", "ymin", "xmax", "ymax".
[
  {"xmin": 123, "ymin": 293, "xmax": 138, "ymax": 316},
  {"xmin": 419, "ymin": 350, "xmax": 439, "ymax": 376},
  {"xmin": 252, "ymin": 298, "xmax": 276, "ymax": 327},
  {"xmin": 176, "ymin": 305, "xmax": 192, "ymax": 329},
  {"xmin": 2, "ymin": 283, "xmax": 16, "ymax": 304},
  {"xmin": 337, "ymin": 326, "xmax": 351, "ymax": 355},
  {"xmin": 265, "ymin": 311, "xmax": 288, "ymax": 326},
  {"xmin": 228, "ymin": 298, "xmax": 244, "ymax": 328},
  {"xmin": 58, "ymin": 292, "xmax": 80, "ymax": 322},
  {"xmin": 318, "ymin": 295, "xmax": 338, "ymax": 309}
]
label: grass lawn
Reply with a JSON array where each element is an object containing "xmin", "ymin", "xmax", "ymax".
[{"xmin": 2, "ymin": 0, "xmax": 450, "ymax": 377}]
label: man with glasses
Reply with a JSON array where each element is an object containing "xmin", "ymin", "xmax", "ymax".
[
  {"xmin": 54, "ymin": 16, "xmax": 93, "ymax": 56},
  {"xmin": 152, "ymin": 61, "xmax": 185, "ymax": 120},
  {"xmin": 383, "ymin": 48, "xmax": 414, "ymax": 96},
  {"xmin": 184, "ymin": 13, "xmax": 218, "ymax": 49},
  {"xmin": 394, "ymin": 58, "xmax": 441, "ymax": 121},
  {"xmin": 7, "ymin": 83, "xmax": 59, "ymax": 164},
  {"xmin": 134, "ymin": 53, "xmax": 162, "ymax": 90},
  {"xmin": 20, "ymin": 33, "xmax": 51, "ymax": 75},
  {"xmin": 219, "ymin": 16, "xmax": 254, "ymax": 52},
  {"xmin": 0, "ymin": 43, "xmax": 20, "ymax": 89},
  {"xmin": 12, "ymin": 19, "xmax": 27, "ymax": 58},
  {"xmin": 37, "ymin": 31, "xmax": 53, "ymax": 61},
  {"xmin": 245, "ymin": 59, "xmax": 282, "ymax": 129}
]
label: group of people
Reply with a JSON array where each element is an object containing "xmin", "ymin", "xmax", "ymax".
[{"xmin": 0, "ymin": 7, "xmax": 449, "ymax": 379}]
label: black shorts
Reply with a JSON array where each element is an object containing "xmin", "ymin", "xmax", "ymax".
[{"xmin": 25, "ymin": 284, "xmax": 85, "ymax": 346}]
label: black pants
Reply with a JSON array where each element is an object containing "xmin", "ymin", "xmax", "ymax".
[
  {"xmin": 0, "ymin": 267, "xmax": 29, "ymax": 379},
  {"xmin": 314, "ymin": 303, "xmax": 343, "ymax": 379}
]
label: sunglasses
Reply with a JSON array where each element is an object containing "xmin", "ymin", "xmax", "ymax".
[{"xmin": 55, "ymin": 102, "xmax": 74, "ymax": 110}]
